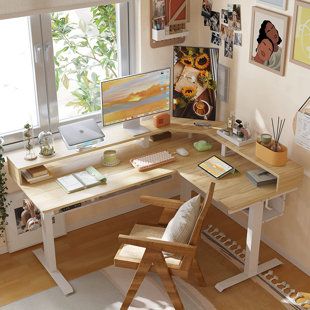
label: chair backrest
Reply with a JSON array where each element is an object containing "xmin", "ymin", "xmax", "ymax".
[
  {"xmin": 176, "ymin": 182, "xmax": 215, "ymax": 273},
  {"xmin": 188, "ymin": 182, "xmax": 215, "ymax": 247}
]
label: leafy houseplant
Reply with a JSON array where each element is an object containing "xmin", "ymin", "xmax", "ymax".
[
  {"xmin": 0, "ymin": 138, "xmax": 9, "ymax": 239},
  {"xmin": 51, "ymin": 5, "xmax": 118, "ymax": 115}
]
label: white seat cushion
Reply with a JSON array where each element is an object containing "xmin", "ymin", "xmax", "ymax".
[{"xmin": 161, "ymin": 195, "xmax": 201, "ymax": 244}]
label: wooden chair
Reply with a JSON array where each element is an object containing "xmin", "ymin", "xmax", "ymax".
[{"xmin": 114, "ymin": 182, "xmax": 215, "ymax": 310}]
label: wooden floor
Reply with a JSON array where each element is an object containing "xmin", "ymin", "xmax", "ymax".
[{"xmin": 0, "ymin": 205, "xmax": 309, "ymax": 309}]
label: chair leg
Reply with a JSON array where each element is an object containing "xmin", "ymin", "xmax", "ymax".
[
  {"xmin": 191, "ymin": 258, "xmax": 207, "ymax": 287},
  {"xmin": 121, "ymin": 250, "xmax": 153, "ymax": 310},
  {"xmin": 154, "ymin": 252, "xmax": 184, "ymax": 310}
]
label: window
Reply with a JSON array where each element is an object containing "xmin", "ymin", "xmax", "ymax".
[
  {"xmin": 0, "ymin": 2, "xmax": 132, "ymax": 146},
  {"xmin": 0, "ymin": 16, "xmax": 49, "ymax": 144}
]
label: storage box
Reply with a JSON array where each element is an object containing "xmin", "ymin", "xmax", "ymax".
[{"xmin": 255, "ymin": 142, "xmax": 287, "ymax": 166}]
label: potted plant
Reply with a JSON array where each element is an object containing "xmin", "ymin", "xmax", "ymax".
[{"xmin": 0, "ymin": 138, "xmax": 9, "ymax": 239}]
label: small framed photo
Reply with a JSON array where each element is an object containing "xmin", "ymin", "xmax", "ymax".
[
  {"xmin": 256, "ymin": 0, "xmax": 287, "ymax": 10},
  {"xmin": 290, "ymin": 0, "xmax": 310, "ymax": 69},
  {"xmin": 249, "ymin": 7, "xmax": 289, "ymax": 76}
]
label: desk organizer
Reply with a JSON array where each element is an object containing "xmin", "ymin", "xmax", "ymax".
[
  {"xmin": 217, "ymin": 130, "xmax": 255, "ymax": 147},
  {"xmin": 255, "ymin": 142, "xmax": 288, "ymax": 167}
]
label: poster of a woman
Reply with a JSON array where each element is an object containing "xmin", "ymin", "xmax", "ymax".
[{"xmin": 249, "ymin": 7, "xmax": 288, "ymax": 76}]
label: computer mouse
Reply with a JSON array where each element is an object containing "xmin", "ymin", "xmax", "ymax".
[{"xmin": 176, "ymin": 147, "xmax": 189, "ymax": 157}]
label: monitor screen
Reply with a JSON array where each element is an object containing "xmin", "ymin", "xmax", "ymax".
[{"xmin": 101, "ymin": 68, "xmax": 171, "ymax": 126}]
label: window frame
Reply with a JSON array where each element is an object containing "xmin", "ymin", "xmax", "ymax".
[
  {"xmin": 1, "ymin": 15, "xmax": 50, "ymax": 146},
  {"xmin": 1, "ymin": 1, "xmax": 134, "ymax": 148}
]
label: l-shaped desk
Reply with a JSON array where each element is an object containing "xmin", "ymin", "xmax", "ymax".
[{"xmin": 7, "ymin": 118, "xmax": 304, "ymax": 295}]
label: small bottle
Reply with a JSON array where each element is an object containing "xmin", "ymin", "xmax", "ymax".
[
  {"xmin": 233, "ymin": 119, "xmax": 242, "ymax": 135},
  {"xmin": 227, "ymin": 113, "xmax": 235, "ymax": 136}
]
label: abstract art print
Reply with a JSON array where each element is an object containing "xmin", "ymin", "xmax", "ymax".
[
  {"xmin": 173, "ymin": 46, "xmax": 219, "ymax": 121},
  {"xmin": 290, "ymin": 0, "xmax": 310, "ymax": 69},
  {"xmin": 249, "ymin": 7, "xmax": 288, "ymax": 76}
]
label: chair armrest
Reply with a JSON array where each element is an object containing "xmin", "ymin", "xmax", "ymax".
[
  {"xmin": 140, "ymin": 196, "xmax": 184, "ymax": 210},
  {"xmin": 118, "ymin": 234, "xmax": 196, "ymax": 257}
]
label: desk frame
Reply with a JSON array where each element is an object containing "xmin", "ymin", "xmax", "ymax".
[
  {"xmin": 6, "ymin": 120, "xmax": 303, "ymax": 295},
  {"xmin": 181, "ymin": 180, "xmax": 282, "ymax": 292}
]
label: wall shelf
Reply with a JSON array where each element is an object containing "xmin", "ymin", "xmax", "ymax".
[{"xmin": 152, "ymin": 29, "xmax": 189, "ymax": 41}]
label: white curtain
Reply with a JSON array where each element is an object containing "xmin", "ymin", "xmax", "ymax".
[{"xmin": 0, "ymin": 0, "xmax": 127, "ymax": 20}]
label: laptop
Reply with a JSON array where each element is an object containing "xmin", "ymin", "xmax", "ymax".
[{"xmin": 59, "ymin": 118, "xmax": 105, "ymax": 150}]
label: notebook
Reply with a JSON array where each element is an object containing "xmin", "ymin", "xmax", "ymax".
[{"xmin": 57, "ymin": 170, "xmax": 105, "ymax": 193}]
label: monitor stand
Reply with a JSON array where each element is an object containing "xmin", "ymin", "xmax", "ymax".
[{"xmin": 123, "ymin": 119, "xmax": 150, "ymax": 136}]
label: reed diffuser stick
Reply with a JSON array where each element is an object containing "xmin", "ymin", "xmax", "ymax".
[{"xmin": 271, "ymin": 117, "xmax": 285, "ymax": 152}]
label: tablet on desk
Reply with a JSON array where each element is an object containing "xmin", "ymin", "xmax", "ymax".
[{"xmin": 198, "ymin": 155, "xmax": 234, "ymax": 179}]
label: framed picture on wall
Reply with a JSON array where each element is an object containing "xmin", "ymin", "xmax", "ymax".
[
  {"xmin": 249, "ymin": 7, "xmax": 289, "ymax": 76},
  {"xmin": 290, "ymin": 0, "xmax": 310, "ymax": 69},
  {"xmin": 256, "ymin": 0, "xmax": 287, "ymax": 10},
  {"xmin": 173, "ymin": 46, "xmax": 219, "ymax": 121}
]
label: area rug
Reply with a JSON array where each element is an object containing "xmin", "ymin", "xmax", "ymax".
[{"xmin": 1, "ymin": 266, "xmax": 215, "ymax": 310}]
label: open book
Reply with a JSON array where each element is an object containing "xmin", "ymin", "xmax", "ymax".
[{"xmin": 57, "ymin": 171, "xmax": 106, "ymax": 194}]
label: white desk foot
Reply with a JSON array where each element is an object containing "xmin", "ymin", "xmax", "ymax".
[
  {"xmin": 33, "ymin": 248, "xmax": 74, "ymax": 295},
  {"xmin": 215, "ymin": 258, "xmax": 282, "ymax": 292}
]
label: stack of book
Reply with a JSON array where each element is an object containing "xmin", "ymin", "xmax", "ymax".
[
  {"xmin": 22, "ymin": 166, "xmax": 51, "ymax": 184},
  {"xmin": 246, "ymin": 168, "xmax": 277, "ymax": 187}
]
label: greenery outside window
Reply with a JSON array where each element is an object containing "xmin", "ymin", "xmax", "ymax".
[{"xmin": 0, "ymin": 2, "xmax": 132, "ymax": 147}]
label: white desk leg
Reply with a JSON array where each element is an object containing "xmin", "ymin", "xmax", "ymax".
[
  {"xmin": 33, "ymin": 211, "xmax": 74, "ymax": 295},
  {"xmin": 215, "ymin": 202, "xmax": 282, "ymax": 292}
]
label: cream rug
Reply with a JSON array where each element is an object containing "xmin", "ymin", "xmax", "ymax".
[
  {"xmin": 102, "ymin": 266, "xmax": 215, "ymax": 310},
  {"xmin": 1, "ymin": 266, "xmax": 215, "ymax": 310}
]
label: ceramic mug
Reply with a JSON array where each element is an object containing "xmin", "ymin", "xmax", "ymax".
[
  {"xmin": 193, "ymin": 100, "xmax": 212, "ymax": 119},
  {"xmin": 102, "ymin": 150, "xmax": 120, "ymax": 167}
]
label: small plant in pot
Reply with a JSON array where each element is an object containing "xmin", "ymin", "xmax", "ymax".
[{"xmin": 0, "ymin": 137, "xmax": 9, "ymax": 240}]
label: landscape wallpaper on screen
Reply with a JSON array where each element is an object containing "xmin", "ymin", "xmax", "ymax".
[{"xmin": 102, "ymin": 71, "xmax": 170, "ymax": 125}]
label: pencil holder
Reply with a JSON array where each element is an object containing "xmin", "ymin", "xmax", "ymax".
[{"xmin": 255, "ymin": 142, "xmax": 287, "ymax": 167}]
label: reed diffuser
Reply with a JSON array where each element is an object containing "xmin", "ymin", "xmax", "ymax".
[
  {"xmin": 271, "ymin": 117, "xmax": 285, "ymax": 152},
  {"xmin": 255, "ymin": 117, "xmax": 287, "ymax": 166}
]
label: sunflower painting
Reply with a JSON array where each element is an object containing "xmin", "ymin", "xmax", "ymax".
[{"xmin": 173, "ymin": 46, "xmax": 219, "ymax": 120}]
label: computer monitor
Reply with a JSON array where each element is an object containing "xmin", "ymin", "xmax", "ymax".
[{"xmin": 101, "ymin": 68, "xmax": 171, "ymax": 135}]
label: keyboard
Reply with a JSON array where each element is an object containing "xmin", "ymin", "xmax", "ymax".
[{"xmin": 130, "ymin": 151, "xmax": 176, "ymax": 171}]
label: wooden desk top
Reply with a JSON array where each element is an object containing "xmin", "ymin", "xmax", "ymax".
[{"xmin": 16, "ymin": 132, "xmax": 303, "ymax": 215}]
